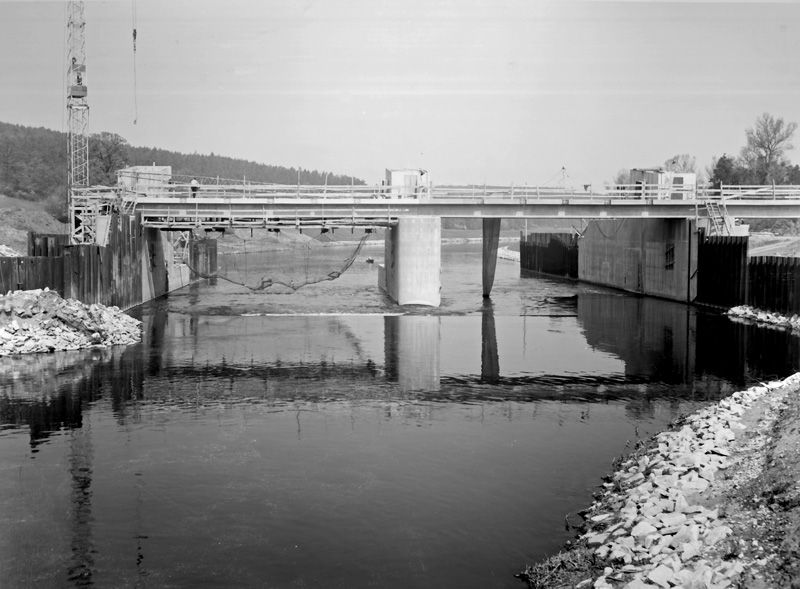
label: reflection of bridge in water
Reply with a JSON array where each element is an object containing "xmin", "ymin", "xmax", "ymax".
[{"xmin": 3, "ymin": 290, "xmax": 796, "ymax": 447}]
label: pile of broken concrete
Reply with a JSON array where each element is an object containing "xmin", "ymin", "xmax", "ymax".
[
  {"xmin": 576, "ymin": 375, "xmax": 799, "ymax": 589},
  {"xmin": 0, "ymin": 288, "xmax": 141, "ymax": 356},
  {"xmin": 727, "ymin": 305, "xmax": 800, "ymax": 331}
]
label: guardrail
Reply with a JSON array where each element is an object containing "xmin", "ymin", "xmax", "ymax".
[
  {"xmin": 83, "ymin": 180, "xmax": 800, "ymax": 203},
  {"xmin": 717, "ymin": 185, "xmax": 800, "ymax": 199}
]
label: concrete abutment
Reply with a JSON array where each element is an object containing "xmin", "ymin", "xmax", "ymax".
[{"xmin": 578, "ymin": 218, "xmax": 698, "ymax": 303}]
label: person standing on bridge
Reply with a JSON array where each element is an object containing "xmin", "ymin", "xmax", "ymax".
[{"xmin": 190, "ymin": 177, "xmax": 199, "ymax": 198}]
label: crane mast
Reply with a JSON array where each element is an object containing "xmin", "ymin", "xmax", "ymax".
[{"xmin": 67, "ymin": 0, "xmax": 91, "ymax": 244}]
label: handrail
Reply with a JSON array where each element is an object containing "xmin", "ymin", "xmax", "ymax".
[{"xmin": 86, "ymin": 180, "xmax": 800, "ymax": 203}]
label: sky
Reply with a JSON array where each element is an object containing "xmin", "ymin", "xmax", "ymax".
[{"xmin": 1, "ymin": 0, "xmax": 800, "ymax": 188}]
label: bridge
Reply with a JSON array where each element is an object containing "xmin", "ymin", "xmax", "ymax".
[
  {"xmin": 112, "ymin": 182, "xmax": 800, "ymax": 231},
  {"xmin": 68, "ymin": 171, "xmax": 800, "ymax": 308}
]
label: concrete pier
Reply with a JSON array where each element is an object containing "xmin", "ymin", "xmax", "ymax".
[
  {"xmin": 379, "ymin": 216, "xmax": 441, "ymax": 306},
  {"xmin": 482, "ymin": 218, "xmax": 501, "ymax": 298}
]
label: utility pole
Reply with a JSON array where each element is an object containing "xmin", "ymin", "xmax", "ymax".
[{"xmin": 67, "ymin": 0, "xmax": 90, "ymax": 244}]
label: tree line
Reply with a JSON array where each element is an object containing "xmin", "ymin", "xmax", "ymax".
[
  {"xmin": 613, "ymin": 113, "xmax": 800, "ymax": 187},
  {"xmin": 0, "ymin": 121, "xmax": 365, "ymax": 220},
  {"xmin": 612, "ymin": 113, "xmax": 800, "ymax": 234}
]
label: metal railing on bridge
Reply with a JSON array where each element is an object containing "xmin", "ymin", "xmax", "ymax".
[
  {"xmin": 66, "ymin": 175, "xmax": 800, "ymax": 245},
  {"xmin": 113, "ymin": 168, "xmax": 800, "ymax": 202}
]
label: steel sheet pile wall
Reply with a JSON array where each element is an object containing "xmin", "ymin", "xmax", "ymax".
[
  {"xmin": 1, "ymin": 215, "xmax": 216, "ymax": 310},
  {"xmin": 1, "ymin": 214, "xmax": 145, "ymax": 309},
  {"xmin": 520, "ymin": 232, "xmax": 578, "ymax": 278},
  {"xmin": 696, "ymin": 234, "xmax": 748, "ymax": 309},
  {"xmin": 748, "ymin": 256, "xmax": 800, "ymax": 316},
  {"xmin": 28, "ymin": 233, "xmax": 70, "ymax": 257},
  {"xmin": 62, "ymin": 213, "xmax": 144, "ymax": 308},
  {"xmin": 0, "ymin": 256, "xmax": 65, "ymax": 295}
]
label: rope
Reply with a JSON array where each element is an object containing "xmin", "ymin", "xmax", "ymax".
[
  {"xmin": 185, "ymin": 233, "xmax": 373, "ymax": 292},
  {"xmin": 540, "ymin": 168, "xmax": 564, "ymax": 187},
  {"xmin": 593, "ymin": 219, "xmax": 627, "ymax": 239},
  {"xmin": 132, "ymin": 0, "xmax": 138, "ymax": 124}
]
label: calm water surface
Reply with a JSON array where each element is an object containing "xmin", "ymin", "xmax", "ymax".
[{"xmin": 1, "ymin": 242, "xmax": 799, "ymax": 588}]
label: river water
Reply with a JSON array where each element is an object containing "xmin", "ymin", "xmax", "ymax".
[{"xmin": 1, "ymin": 242, "xmax": 799, "ymax": 588}]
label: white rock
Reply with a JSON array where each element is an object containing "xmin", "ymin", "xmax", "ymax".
[
  {"xmin": 647, "ymin": 563, "xmax": 675, "ymax": 588},
  {"xmin": 704, "ymin": 525, "xmax": 732, "ymax": 546}
]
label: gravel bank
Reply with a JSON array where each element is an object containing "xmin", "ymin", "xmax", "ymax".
[
  {"xmin": 517, "ymin": 373, "xmax": 800, "ymax": 589},
  {"xmin": 0, "ymin": 289, "xmax": 141, "ymax": 356}
]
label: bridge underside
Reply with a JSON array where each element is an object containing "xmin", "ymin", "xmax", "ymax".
[{"xmin": 131, "ymin": 196, "xmax": 800, "ymax": 232}]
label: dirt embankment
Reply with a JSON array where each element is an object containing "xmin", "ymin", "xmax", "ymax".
[
  {"xmin": 0, "ymin": 195, "xmax": 67, "ymax": 256},
  {"xmin": 748, "ymin": 233, "xmax": 800, "ymax": 258}
]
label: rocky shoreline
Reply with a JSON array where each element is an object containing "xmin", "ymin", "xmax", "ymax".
[
  {"xmin": 518, "ymin": 372, "xmax": 800, "ymax": 588},
  {"xmin": 0, "ymin": 289, "xmax": 141, "ymax": 356}
]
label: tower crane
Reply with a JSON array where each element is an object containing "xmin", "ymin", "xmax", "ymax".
[{"xmin": 67, "ymin": 0, "xmax": 91, "ymax": 244}]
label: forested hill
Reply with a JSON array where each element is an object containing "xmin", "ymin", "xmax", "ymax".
[{"xmin": 0, "ymin": 121, "xmax": 365, "ymax": 217}]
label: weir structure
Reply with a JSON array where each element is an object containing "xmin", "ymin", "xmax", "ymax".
[{"xmin": 77, "ymin": 167, "xmax": 800, "ymax": 307}]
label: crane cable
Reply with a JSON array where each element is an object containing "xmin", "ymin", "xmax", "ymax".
[{"xmin": 132, "ymin": 0, "xmax": 138, "ymax": 124}]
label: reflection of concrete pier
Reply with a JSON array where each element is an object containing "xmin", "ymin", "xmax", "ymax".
[
  {"xmin": 384, "ymin": 315, "xmax": 440, "ymax": 392},
  {"xmin": 481, "ymin": 302, "xmax": 500, "ymax": 383}
]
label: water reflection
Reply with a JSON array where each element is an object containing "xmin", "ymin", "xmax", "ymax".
[
  {"xmin": 3, "ymin": 291, "xmax": 800, "ymax": 447},
  {"xmin": 67, "ymin": 425, "xmax": 95, "ymax": 587},
  {"xmin": 384, "ymin": 315, "xmax": 440, "ymax": 392},
  {"xmin": 4, "ymin": 285, "xmax": 800, "ymax": 588},
  {"xmin": 578, "ymin": 292, "xmax": 695, "ymax": 384},
  {"xmin": 481, "ymin": 300, "xmax": 500, "ymax": 384}
]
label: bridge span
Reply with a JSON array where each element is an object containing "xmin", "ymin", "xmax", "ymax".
[
  {"xmin": 70, "ymin": 178, "xmax": 800, "ymax": 308},
  {"xmin": 115, "ymin": 183, "xmax": 800, "ymax": 231}
]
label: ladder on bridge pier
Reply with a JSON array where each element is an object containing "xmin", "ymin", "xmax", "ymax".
[{"xmin": 705, "ymin": 200, "xmax": 732, "ymax": 236}]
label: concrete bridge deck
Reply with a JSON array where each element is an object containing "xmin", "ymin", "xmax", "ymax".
[{"xmin": 125, "ymin": 192, "xmax": 800, "ymax": 231}]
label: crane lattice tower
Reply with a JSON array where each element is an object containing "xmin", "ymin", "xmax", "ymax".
[{"xmin": 67, "ymin": 0, "xmax": 91, "ymax": 244}]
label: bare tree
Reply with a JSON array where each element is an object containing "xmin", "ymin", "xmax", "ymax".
[{"xmin": 741, "ymin": 113, "xmax": 798, "ymax": 183}]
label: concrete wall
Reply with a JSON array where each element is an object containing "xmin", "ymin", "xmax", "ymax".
[
  {"xmin": 141, "ymin": 229, "xmax": 203, "ymax": 302},
  {"xmin": 141, "ymin": 228, "xmax": 169, "ymax": 302},
  {"xmin": 379, "ymin": 216, "xmax": 441, "ymax": 306},
  {"xmin": 578, "ymin": 218, "xmax": 697, "ymax": 303}
]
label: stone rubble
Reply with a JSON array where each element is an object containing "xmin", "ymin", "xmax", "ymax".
[
  {"xmin": 575, "ymin": 373, "xmax": 800, "ymax": 589},
  {"xmin": 726, "ymin": 304, "xmax": 800, "ymax": 331},
  {"xmin": 0, "ymin": 244, "xmax": 22, "ymax": 257},
  {"xmin": 498, "ymin": 246, "xmax": 521, "ymax": 262},
  {"xmin": 0, "ymin": 288, "xmax": 141, "ymax": 356}
]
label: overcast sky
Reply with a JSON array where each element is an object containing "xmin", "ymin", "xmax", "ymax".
[{"xmin": 1, "ymin": 0, "xmax": 799, "ymax": 187}]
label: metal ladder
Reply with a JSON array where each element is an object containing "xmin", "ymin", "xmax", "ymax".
[{"xmin": 705, "ymin": 201, "xmax": 732, "ymax": 236}]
